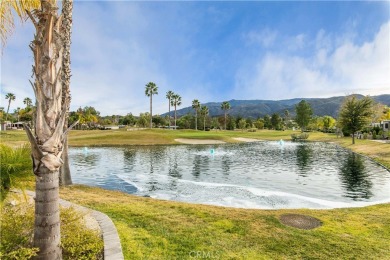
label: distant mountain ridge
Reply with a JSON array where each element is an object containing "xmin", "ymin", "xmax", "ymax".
[{"xmin": 162, "ymin": 94, "xmax": 390, "ymax": 119}]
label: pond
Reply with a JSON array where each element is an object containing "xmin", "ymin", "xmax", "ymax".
[{"xmin": 69, "ymin": 142, "xmax": 390, "ymax": 209}]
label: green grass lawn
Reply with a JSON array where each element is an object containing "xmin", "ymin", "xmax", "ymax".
[
  {"xmin": 60, "ymin": 185, "xmax": 390, "ymax": 260},
  {"xmin": 1, "ymin": 129, "xmax": 390, "ymax": 259}
]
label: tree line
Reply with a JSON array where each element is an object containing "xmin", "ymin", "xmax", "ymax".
[
  {"xmin": 4, "ymin": 91, "xmax": 387, "ymax": 145},
  {"xmin": 142, "ymin": 81, "xmax": 389, "ymax": 145},
  {"xmin": 3, "ymin": 90, "xmax": 390, "ymax": 146}
]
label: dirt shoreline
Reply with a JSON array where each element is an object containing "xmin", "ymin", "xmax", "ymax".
[
  {"xmin": 233, "ymin": 137, "xmax": 263, "ymax": 142},
  {"xmin": 174, "ymin": 137, "xmax": 265, "ymax": 144},
  {"xmin": 174, "ymin": 138, "xmax": 226, "ymax": 144}
]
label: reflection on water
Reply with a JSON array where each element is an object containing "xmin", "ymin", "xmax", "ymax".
[
  {"xmin": 168, "ymin": 155, "xmax": 181, "ymax": 179},
  {"xmin": 340, "ymin": 153, "xmax": 373, "ymax": 200},
  {"xmin": 192, "ymin": 155, "xmax": 202, "ymax": 178},
  {"xmin": 221, "ymin": 156, "xmax": 231, "ymax": 175},
  {"xmin": 73, "ymin": 150, "xmax": 100, "ymax": 167},
  {"xmin": 123, "ymin": 149, "xmax": 136, "ymax": 167},
  {"xmin": 296, "ymin": 145, "xmax": 312, "ymax": 176},
  {"xmin": 70, "ymin": 142, "xmax": 390, "ymax": 209}
]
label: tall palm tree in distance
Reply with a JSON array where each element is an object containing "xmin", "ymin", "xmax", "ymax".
[
  {"xmin": 171, "ymin": 93, "xmax": 182, "ymax": 129},
  {"xmin": 166, "ymin": 90, "xmax": 174, "ymax": 128},
  {"xmin": 23, "ymin": 97, "xmax": 33, "ymax": 108},
  {"xmin": 200, "ymin": 105, "xmax": 209, "ymax": 131},
  {"xmin": 221, "ymin": 101, "xmax": 231, "ymax": 130},
  {"xmin": 5, "ymin": 92, "xmax": 15, "ymax": 120},
  {"xmin": 192, "ymin": 99, "xmax": 200, "ymax": 130},
  {"xmin": 145, "ymin": 82, "xmax": 158, "ymax": 128},
  {"xmin": 14, "ymin": 107, "xmax": 21, "ymax": 121}
]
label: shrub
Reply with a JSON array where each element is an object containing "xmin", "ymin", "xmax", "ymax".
[
  {"xmin": 363, "ymin": 133, "xmax": 368, "ymax": 139},
  {"xmin": 61, "ymin": 207, "xmax": 104, "ymax": 259},
  {"xmin": 373, "ymin": 131, "xmax": 377, "ymax": 139},
  {"xmin": 378, "ymin": 130, "xmax": 384, "ymax": 139},
  {"xmin": 291, "ymin": 133, "xmax": 309, "ymax": 141},
  {"xmin": 373, "ymin": 126, "xmax": 381, "ymax": 135},
  {"xmin": 0, "ymin": 198, "xmax": 103, "ymax": 260},
  {"xmin": 248, "ymin": 128, "xmax": 257, "ymax": 132},
  {"xmin": 0, "ymin": 144, "xmax": 32, "ymax": 200},
  {"xmin": 0, "ymin": 199, "xmax": 38, "ymax": 259}
]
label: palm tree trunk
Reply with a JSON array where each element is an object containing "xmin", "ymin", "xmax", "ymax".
[
  {"xmin": 6, "ymin": 100, "xmax": 11, "ymax": 120},
  {"xmin": 174, "ymin": 105, "xmax": 177, "ymax": 128},
  {"xmin": 34, "ymin": 165, "xmax": 62, "ymax": 259},
  {"xmin": 59, "ymin": 0, "xmax": 73, "ymax": 186},
  {"xmin": 168, "ymin": 100, "xmax": 171, "ymax": 128},
  {"xmin": 195, "ymin": 110, "xmax": 197, "ymax": 130},
  {"xmin": 59, "ymin": 137, "xmax": 72, "ymax": 185},
  {"xmin": 224, "ymin": 111, "xmax": 227, "ymax": 130},
  {"xmin": 352, "ymin": 133, "xmax": 355, "ymax": 144},
  {"xmin": 150, "ymin": 95, "xmax": 153, "ymax": 128},
  {"xmin": 26, "ymin": 1, "xmax": 67, "ymax": 257}
]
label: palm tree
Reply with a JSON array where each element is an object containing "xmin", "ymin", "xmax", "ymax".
[
  {"xmin": 171, "ymin": 94, "xmax": 182, "ymax": 128},
  {"xmin": 14, "ymin": 107, "xmax": 21, "ymax": 121},
  {"xmin": 3, "ymin": 1, "xmax": 75, "ymax": 257},
  {"xmin": 24, "ymin": 1, "xmax": 70, "ymax": 257},
  {"xmin": 166, "ymin": 90, "xmax": 174, "ymax": 128},
  {"xmin": 221, "ymin": 101, "xmax": 231, "ymax": 130},
  {"xmin": 200, "ymin": 105, "xmax": 209, "ymax": 131},
  {"xmin": 145, "ymin": 82, "xmax": 158, "ymax": 128},
  {"xmin": 23, "ymin": 97, "xmax": 33, "ymax": 108},
  {"xmin": 192, "ymin": 99, "xmax": 200, "ymax": 130},
  {"xmin": 2, "ymin": 0, "xmax": 74, "ymax": 184},
  {"xmin": 5, "ymin": 93, "xmax": 15, "ymax": 120}
]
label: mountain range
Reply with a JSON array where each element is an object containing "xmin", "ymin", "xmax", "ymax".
[{"xmin": 162, "ymin": 94, "xmax": 390, "ymax": 119}]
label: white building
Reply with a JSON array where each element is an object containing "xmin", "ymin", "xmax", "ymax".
[{"xmin": 381, "ymin": 120, "xmax": 389, "ymax": 132}]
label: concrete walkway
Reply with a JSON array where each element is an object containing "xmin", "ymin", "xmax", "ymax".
[{"xmin": 13, "ymin": 190, "xmax": 124, "ymax": 260}]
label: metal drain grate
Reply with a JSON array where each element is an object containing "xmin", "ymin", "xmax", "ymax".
[{"xmin": 280, "ymin": 214, "xmax": 322, "ymax": 230}]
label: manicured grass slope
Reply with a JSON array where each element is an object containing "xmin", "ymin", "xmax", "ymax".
[{"xmin": 61, "ymin": 185, "xmax": 390, "ymax": 259}]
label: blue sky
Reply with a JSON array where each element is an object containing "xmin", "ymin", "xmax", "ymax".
[{"xmin": 1, "ymin": 1, "xmax": 389, "ymax": 116}]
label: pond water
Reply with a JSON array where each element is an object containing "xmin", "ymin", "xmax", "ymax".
[{"xmin": 69, "ymin": 142, "xmax": 390, "ymax": 209}]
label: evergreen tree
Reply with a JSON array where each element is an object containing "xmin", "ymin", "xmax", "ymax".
[{"xmin": 295, "ymin": 100, "xmax": 313, "ymax": 132}]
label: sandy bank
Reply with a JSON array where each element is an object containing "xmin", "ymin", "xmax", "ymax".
[
  {"xmin": 233, "ymin": 137, "xmax": 263, "ymax": 142},
  {"xmin": 174, "ymin": 138, "xmax": 226, "ymax": 144}
]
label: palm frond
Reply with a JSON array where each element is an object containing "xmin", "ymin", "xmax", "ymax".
[{"xmin": 0, "ymin": 0, "xmax": 41, "ymax": 51}]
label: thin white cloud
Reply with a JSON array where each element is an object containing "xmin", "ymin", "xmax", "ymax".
[
  {"xmin": 330, "ymin": 22, "xmax": 390, "ymax": 92},
  {"xmin": 244, "ymin": 28, "xmax": 278, "ymax": 48},
  {"xmin": 234, "ymin": 21, "xmax": 390, "ymax": 100},
  {"xmin": 287, "ymin": 33, "xmax": 306, "ymax": 51}
]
